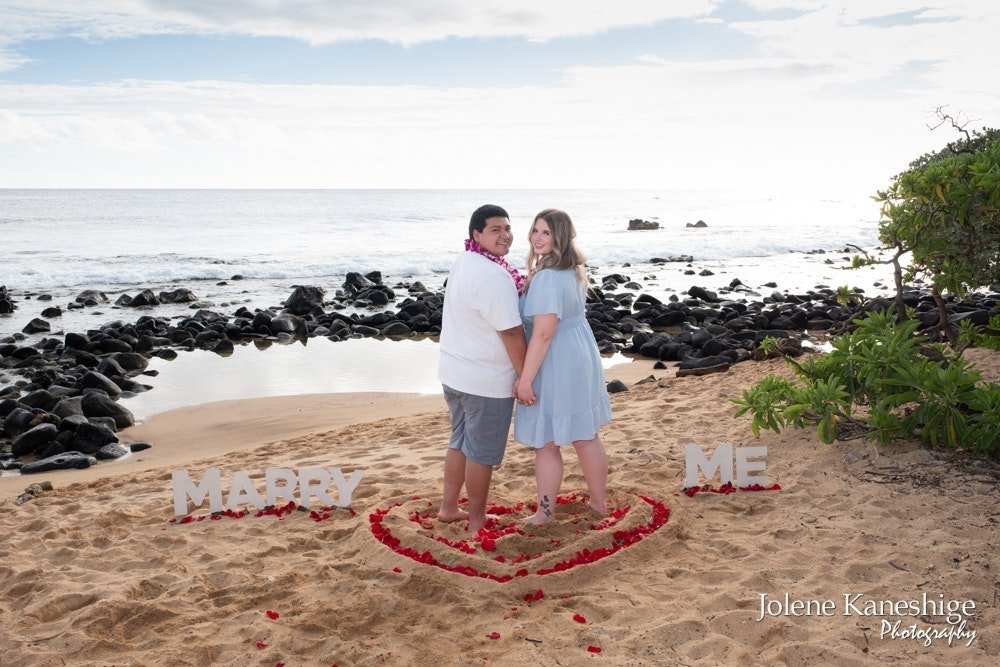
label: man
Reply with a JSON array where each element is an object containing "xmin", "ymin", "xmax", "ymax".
[{"xmin": 437, "ymin": 204, "xmax": 527, "ymax": 532}]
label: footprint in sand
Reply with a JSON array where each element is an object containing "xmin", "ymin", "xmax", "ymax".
[{"xmin": 27, "ymin": 592, "xmax": 99, "ymax": 623}]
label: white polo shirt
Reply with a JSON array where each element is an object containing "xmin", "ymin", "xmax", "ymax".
[{"xmin": 438, "ymin": 251, "xmax": 523, "ymax": 398}]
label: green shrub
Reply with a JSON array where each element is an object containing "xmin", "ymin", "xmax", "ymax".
[
  {"xmin": 968, "ymin": 384, "xmax": 1000, "ymax": 456},
  {"xmin": 757, "ymin": 336, "xmax": 781, "ymax": 356},
  {"xmin": 958, "ymin": 313, "xmax": 1000, "ymax": 351},
  {"xmin": 732, "ymin": 310, "xmax": 1000, "ymax": 455},
  {"xmin": 872, "ymin": 119, "xmax": 1000, "ymax": 343}
]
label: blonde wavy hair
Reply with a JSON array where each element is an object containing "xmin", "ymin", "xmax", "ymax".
[{"xmin": 525, "ymin": 208, "xmax": 588, "ymax": 287}]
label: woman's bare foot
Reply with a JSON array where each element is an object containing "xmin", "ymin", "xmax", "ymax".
[
  {"xmin": 523, "ymin": 512, "xmax": 554, "ymax": 527},
  {"xmin": 437, "ymin": 508, "xmax": 469, "ymax": 523},
  {"xmin": 587, "ymin": 500, "xmax": 608, "ymax": 517}
]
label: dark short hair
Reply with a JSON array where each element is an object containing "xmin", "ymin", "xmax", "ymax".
[{"xmin": 469, "ymin": 204, "xmax": 509, "ymax": 239}]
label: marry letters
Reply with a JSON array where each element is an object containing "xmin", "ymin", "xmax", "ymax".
[{"xmin": 172, "ymin": 466, "xmax": 365, "ymax": 516}]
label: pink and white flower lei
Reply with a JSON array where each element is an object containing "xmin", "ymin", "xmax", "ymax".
[{"xmin": 465, "ymin": 238, "xmax": 526, "ymax": 295}]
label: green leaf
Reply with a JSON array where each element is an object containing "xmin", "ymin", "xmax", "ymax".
[{"xmin": 817, "ymin": 413, "xmax": 836, "ymax": 444}]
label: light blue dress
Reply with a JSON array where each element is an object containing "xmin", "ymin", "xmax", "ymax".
[{"xmin": 514, "ymin": 268, "xmax": 612, "ymax": 447}]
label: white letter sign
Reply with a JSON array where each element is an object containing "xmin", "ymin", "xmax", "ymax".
[
  {"xmin": 173, "ymin": 468, "xmax": 223, "ymax": 516},
  {"xmin": 735, "ymin": 446, "xmax": 769, "ymax": 486},
  {"xmin": 685, "ymin": 442, "xmax": 733, "ymax": 487},
  {"xmin": 171, "ymin": 465, "xmax": 367, "ymax": 516},
  {"xmin": 684, "ymin": 443, "xmax": 770, "ymax": 488}
]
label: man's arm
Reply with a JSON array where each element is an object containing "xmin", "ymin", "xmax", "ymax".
[{"xmin": 497, "ymin": 325, "xmax": 527, "ymax": 377}]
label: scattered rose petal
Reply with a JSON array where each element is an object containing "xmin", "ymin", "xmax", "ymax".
[
  {"xmin": 392, "ymin": 567, "xmax": 402, "ymax": 573},
  {"xmin": 587, "ymin": 646, "xmax": 602, "ymax": 653},
  {"xmin": 255, "ymin": 641, "xmax": 268, "ymax": 649},
  {"xmin": 487, "ymin": 631, "xmax": 500, "ymax": 640},
  {"xmin": 683, "ymin": 482, "xmax": 780, "ymax": 496},
  {"xmin": 573, "ymin": 613, "xmax": 587, "ymax": 624},
  {"xmin": 266, "ymin": 610, "xmax": 280, "ymax": 620}
]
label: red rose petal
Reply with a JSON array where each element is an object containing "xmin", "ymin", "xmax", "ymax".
[
  {"xmin": 255, "ymin": 641, "xmax": 268, "ymax": 649},
  {"xmin": 487, "ymin": 631, "xmax": 500, "ymax": 640},
  {"xmin": 573, "ymin": 613, "xmax": 587, "ymax": 624},
  {"xmin": 523, "ymin": 588, "xmax": 545, "ymax": 602},
  {"xmin": 266, "ymin": 610, "xmax": 280, "ymax": 620},
  {"xmin": 587, "ymin": 645, "xmax": 602, "ymax": 653}
]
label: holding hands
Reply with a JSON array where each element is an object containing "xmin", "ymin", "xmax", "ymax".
[{"xmin": 514, "ymin": 376, "xmax": 536, "ymax": 406}]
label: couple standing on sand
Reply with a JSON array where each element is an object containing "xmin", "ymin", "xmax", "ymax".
[{"xmin": 437, "ymin": 204, "xmax": 612, "ymax": 532}]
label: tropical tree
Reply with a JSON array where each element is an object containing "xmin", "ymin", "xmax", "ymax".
[{"xmin": 873, "ymin": 110, "xmax": 1000, "ymax": 343}]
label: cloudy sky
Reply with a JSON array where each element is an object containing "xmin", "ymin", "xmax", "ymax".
[{"xmin": 0, "ymin": 1, "xmax": 997, "ymax": 198}]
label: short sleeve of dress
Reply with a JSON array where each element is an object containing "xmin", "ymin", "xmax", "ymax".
[{"xmin": 522, "ymin": 269, "xmax": 564, "ymax": 319}]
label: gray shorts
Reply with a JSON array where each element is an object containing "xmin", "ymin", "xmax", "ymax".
[{"xmin": 442, "ymin": 384, "xmax": 514, "ymax": 466}]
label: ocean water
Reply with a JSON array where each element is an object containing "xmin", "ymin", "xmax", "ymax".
[
  {"xmin": 2, "ymin": 188, "xmax": 880, "ymax": 292},
  {"xmin": 1, "ymin": 189, "xmax": 889, "ymax": 418}
]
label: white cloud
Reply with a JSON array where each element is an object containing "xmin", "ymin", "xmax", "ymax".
[
  {"xmin": 0, "ymin": 64, "xmax": 967, "ymax": 194},
  {"xmin": 0, "ymin": 1, "xmax": 717, "ymax": 46},
  {"xmin": 0, "ymin": 0, "xmax": 996, "ymax": 193},
  {"xmin": 730, "ymin": 1, "xmax": 1000, "ymax": 95}
]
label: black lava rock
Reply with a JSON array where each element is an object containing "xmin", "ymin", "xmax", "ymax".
[
  {"xmin": 22, "ymin": 318, "xmax": 51, "ymax": 334},
  {"xmin": 81, "ymin": 392, "xmax": 135, "ymax": 429},
  {"xmin": 283, "ymin": 286, "xmax": 326, "ymax": 316},
  {"xmin": 12, "ymin": 423, "xmax": 59, "ymax": 456},
  {"xmin": 69, "ymin": 421, "xmax": 119, "ymax": 455},
  {"xmin": 21, "ymin": 452, "xmax": 98, "ymax": 474},
  {"xmin": 96, "ymin": 443, "xmax": 130, "ymax": 460}
]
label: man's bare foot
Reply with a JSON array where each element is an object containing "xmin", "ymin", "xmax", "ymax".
[
  {"xmin": 467, "ymin": 513, "xmax": 501, "ymax": 532},
  {"xmin": 523, "ymin": 512, "xmax": 554, "ymax": 527},
  {"xmin": 587, "ymin": 500, "xmax": 608, "ymax": 517},
  {"xmin": 437, "ymin": 508, "xmax": 469, "ymax": 523}
]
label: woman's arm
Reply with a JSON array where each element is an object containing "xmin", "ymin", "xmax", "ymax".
[{"xmin": 514, "ymin": 313, "xmax": 558, "ymax": 403}]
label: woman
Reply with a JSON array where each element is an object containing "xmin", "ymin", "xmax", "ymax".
[{"xmin": 513, "ymin": 209, "xmax": 612, "ymax": 525}]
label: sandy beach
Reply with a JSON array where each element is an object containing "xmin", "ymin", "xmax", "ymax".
[{"xmin": 1, "ymin": 352, "xmax": 997, "ymax": 666}]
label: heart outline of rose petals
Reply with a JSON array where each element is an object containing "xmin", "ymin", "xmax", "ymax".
[{"xmin": 370, "ymin": 492, "xmax": 669, "ymax": 582}]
